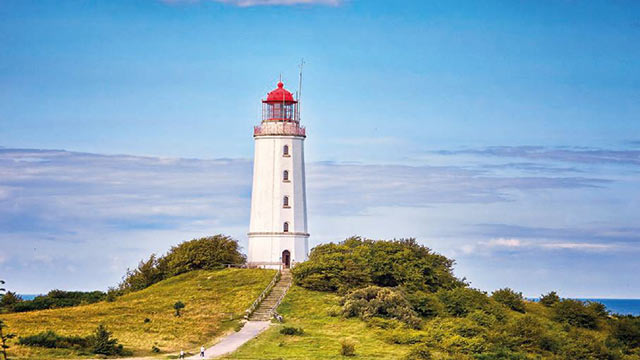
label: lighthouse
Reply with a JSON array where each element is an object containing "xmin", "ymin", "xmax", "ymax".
[{"xmin": 247, "ymin": 81, "xmax": 309, "ymax": 269}]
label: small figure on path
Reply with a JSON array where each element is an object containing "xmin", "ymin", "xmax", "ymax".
[
  {"xmin": 200, "ymin": 345, "xmax": 205, "ymax": 358},
  {"xmin": 179, "ymin": 349, "xmax": 185, "ymax": 359}
]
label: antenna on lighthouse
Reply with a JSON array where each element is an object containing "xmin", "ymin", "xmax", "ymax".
[{"xmin": 297, "ymin": 58, "xmax": 305, "ymax": 121}]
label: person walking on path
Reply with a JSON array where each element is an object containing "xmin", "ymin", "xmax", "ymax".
[
  {"xmin": 179, "ymin": 350, "xmax": 185, "ymax": 359},
  {"xmin": 200, "ymin": 345, "xmax": 205, "ymax": 358}
]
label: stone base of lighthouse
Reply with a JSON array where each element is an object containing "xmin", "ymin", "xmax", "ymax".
[{"xmin": 247, "ymin": 233, "xmax": 309, "ymax": 270}]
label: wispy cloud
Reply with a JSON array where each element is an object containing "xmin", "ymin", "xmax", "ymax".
[
  {"xmin": 161, "ymin": 0, "xmax": 341, "ymax": 7},
  {"xmin": 0, "ymin": 147, "xmax": 635, "ymax": 294},
  {"xmin": 437, "ymin": 146, "xmax": 640, "ymax": 166}
]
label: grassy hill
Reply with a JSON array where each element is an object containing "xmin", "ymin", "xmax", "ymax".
[
  {"xmin": 222, "ymin": 285, "xmax": 411, "ymax": 359},
  {"xmin": 3, "ymin": 268, "xmax": 275, "ymax": 359},
  {"xmin": 225, "ymin": 285, "xmax": 633, "ymax": 360}
]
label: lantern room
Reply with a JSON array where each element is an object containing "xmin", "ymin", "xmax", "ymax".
[{"xmin": 262, "ymin": 81, "xmax": 299, "ymax": 122}]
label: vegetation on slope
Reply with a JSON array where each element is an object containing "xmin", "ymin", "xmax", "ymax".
[
  {"xmin": 2, "ymin": 268, "xmax": 274, "ymax": 359},
  {"xmin": 230, "ymin": 237, "xmax": 640, "ymax": 359},
  {"xmin": 118, "ymin": 235, "xmax": 246, "ymax": 293}
]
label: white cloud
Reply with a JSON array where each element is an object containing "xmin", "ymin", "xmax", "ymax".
[
  {"xmin": 485, "ymin": 238, "xmax": 523, "ymax": 248},
  {"xmin": 540, "ymin": 242, "xmax": 617, "ymax": 251}
]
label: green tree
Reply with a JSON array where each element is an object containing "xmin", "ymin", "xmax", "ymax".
[
  {"xmin": 161, "ymin": 235, "xmax": 246, "ymax": 276},
  {"xmin": 173, "ymin": 301, "xmax": 185, "ymax": 317},
  {"xmin": 0, "ymin": 320, "xmax": 16, "ymax": 360},
  {"xmin": 553, "ymin": 299, "xmax": 599, "ymax": 329},
  {"xmin": 90, "ymin": 324, "xmax": 124, "ymax": 356},
  {"xmin": 119, "ymin": 254, "xmax": 165, "ymax": 292},
  {"xmin": 611, "ymin": 316, "xmax": 640, "ymax": 349},
  {"xmin": 293, "ymin": 237, "xmax": 464, "ymax": 293},
  {"xmin": 492, "ymin": 288, "xmax": 526, "ymax": 313},
  {"xmin": 0, "ymin": 292, "xmax": 22, "ymax": 310},
  {"xmin": 539, "ymin": 291, "xmax": 560, "ymax": 307},
  {"xmin": 341, "ymin": 286, "xmax": 421, "ymax": 328}
]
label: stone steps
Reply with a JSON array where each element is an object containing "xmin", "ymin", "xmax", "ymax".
[{"xmin": 247, "ymin": 269, "xmax": 292, "ymax": 321}]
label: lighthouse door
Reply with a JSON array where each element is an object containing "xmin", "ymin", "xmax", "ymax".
[{"xmin": 282, "ymin": 250, "xmax": 291, "ymax": 269}]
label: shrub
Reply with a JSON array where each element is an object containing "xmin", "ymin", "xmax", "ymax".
[
  {"xmin": 10, "ymin": 290, "xmax": 105, "ymax": 313},
  {"xmin": 119, "ymin": 254, "xmax": 165, "ymax": 292},
  {"xmin": 385, "ymin": 329, "xmax": 424, "ymax": 344},
  {"xmin": 405, "ymin": 343, "xmax": 432, "ymax": 359},
  {"xmin": 340, "ymin": 340, "xmax": 356, "ymax": 356},
  {"xmin": 561, "ymin": 329, "xmax": 615, "ymax": 360},
  {"xmin": 539, "ymin": 291, "xmax": 560, "ymax": 307},
  {"xmin": 502, "ymin": 315, "xmax": 552, "ymax": 351},
  {"xmin": 174, "ymin": 301, "xmax": 185, "ymax": 317},
  {"xmin": 280, "ymin": 326, "xmax": 304, "ymax": 336},
  {"xmin": 90, "ymin": 324, "xmax": 125, "ymax": 356},
  {"xmin": 342, "ymin": 286, "xmax": 421, "ymax": 328},
  {"xmin": 491, "ymin": 288, "xmax": 525, "ymax": 313},
  {"xmin": 553, "ymin": 299, "xmax": 599, "ymax": 329},
  {"xmin": 293, "ymin": 237, "xmax": 464, "ymax": 293},
  {"xmin": 161, "ymin": 235, "xmax": 246, "ymax": 277},
  {"xmin": 437, "ymin": 287, "xmax": 490, "ymax": 317},
  {"xmin": 611, "ymin": 316, "xmax": 640, "ymax": 349},
  {"xmin": 18, "ymin": 330, "xmax": 90, "ymax": 349},
  {"xmin": 367, "ymin": 317, "xmax": 401, "ymax": 329},
  {"xmin": 0, "ymin": 291, "xmax": 22, "ymax": 310},
  {"xmin": 475, "ymin": 348, "xmax": 528, "ymax": 360},
  {"xmin": 118, "ymin": 235, "xmax": 246, "ymax": 293},
  {"xmin": 406, "ymin": 291, "xmax": 444, "ymax": 318}
]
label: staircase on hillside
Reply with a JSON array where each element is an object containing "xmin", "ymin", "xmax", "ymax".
[{"xmin": 248, "ymin": 269, "xmax": 292, "ymax": 321}]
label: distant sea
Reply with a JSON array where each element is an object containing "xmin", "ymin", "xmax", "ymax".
[
  {"xmin": 16, "ymin": 294, "xmax": 640, "ymax": 316},
  {"xmin": 526, "ymin": 298, "xmax": 640, "ymax": 316}
]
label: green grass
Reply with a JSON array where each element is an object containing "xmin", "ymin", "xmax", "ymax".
[
  {"xmin": 222, "ymin": 285, "xmax": 410, "ymax": 359},
  {"xmin": 2, "ymin": 268, "xmax": 275, "ymax": 359},
  {"xmin": 225, "ymin": 286, "xmax": 635, "ymax": 360}
]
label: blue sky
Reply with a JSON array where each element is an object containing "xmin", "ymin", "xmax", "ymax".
[{"xmin": 1, "ymin": 0, "xmax": 639, "ymax": 297}]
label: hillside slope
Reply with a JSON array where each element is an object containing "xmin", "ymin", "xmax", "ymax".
[
  {"xmin": 3, "ymin": 268, "xmax": 275, "ymax": 359},
  {"xmin": 223, "ymin": 285, "xmax": 411, "ymax": 359}
]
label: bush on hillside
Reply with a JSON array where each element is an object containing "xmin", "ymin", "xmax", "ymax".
[
  {"xmin": 90, "ymin": 324, "xmax": 125, "ymax": 356},
  {"xmin": 119, "ymin": 235, "xmax": 246, "ymax": 293},
  {"xmin": 341, "ymin": 286, "xmax": 421, "ymax": 328},
  {"xmin": 539, "ymin": 291, "xmax": 560, "ymax": 307},
  {"xmin": 119, "ymin": 254, "xmax": 165, "ymax": 292},
  {"xmin": 280, "ymin": 326, "xmax": 304, "ymax": 336},
  {"xmin": 491, "ymin": 288, "xmax": 526, "ymax": 313},
  {"xmin": 560, "ymin": 329, "xmax": 616, "ymax": 360},
  {"xmin": 553, "ymin": 299, "xmax": 601, "ymax": 329},
  {"xmin": 405, "ymin": 291, "xmax": 444, "ymax": 319},
  {"xmin": 437, "ymin": 287, "xmax": 498, "ymax": 318},
  {"xmin": 340, "ymin": 340, "xmax": 356, "ymax": 356},
  {"xmin": 293, "ymin": 237, "xmax": 464, "ymax": 293},
  {"xmin": 0, "ymin": 291, "xmax": 22, "ymax": 311},
  {"xmin": 611, "ymin": 316, "xmax": 640, "ymax": 349},
  {"xmin": 405, "ymin": 343, "xmax": 432, "ymax": 359},
  {"xmin": 161, "ymin": 235, "xmax": 246, "ymax": 276},
  {"xmin": 19, "ymin": 325, "xmax": 125, "ymax": 356},
  {"xmin": 501, "ymin": 315, "xmax": 559, "ymax": 352},
  {"xmin": 10, "ymin": 290, "xmax": 105, "ymax": 313},
  {"xmin": 18, "ymin": 330, "xmax": 90, "ymax": 349}
]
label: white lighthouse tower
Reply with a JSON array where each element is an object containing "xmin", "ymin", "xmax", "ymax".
[{"xmin": 247, "ymin": 81, "xmax": 309, "ymax": 269}]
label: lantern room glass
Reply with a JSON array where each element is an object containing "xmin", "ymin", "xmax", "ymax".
[{"xmin": 263, "ymin": 102, "xmax": 299, "ymax": 122}]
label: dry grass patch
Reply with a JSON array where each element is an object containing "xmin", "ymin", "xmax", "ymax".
[{"xmin": 2, "ymin": 268, "xmax": 274, "ymax": 359}]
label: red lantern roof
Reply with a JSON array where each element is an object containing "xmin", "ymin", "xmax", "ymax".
[{"xmin": 263, "ymin": 81, "xmax": 297, "ymax": 104}]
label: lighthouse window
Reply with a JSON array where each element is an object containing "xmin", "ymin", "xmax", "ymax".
[
  {"xmin": 283, "ymin": 196, "xmax": 290, "ymax": 208},
  {"xmin": 283, "ymin": 222, "xmax": 289, "ymax": 232},
  {"xmin": 283, "ymin": 170, "xmax": 289, "ymax": 182},
  {"xmin": 283, "ymin": 145, "xmax": 289, "ymax": 156}
]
